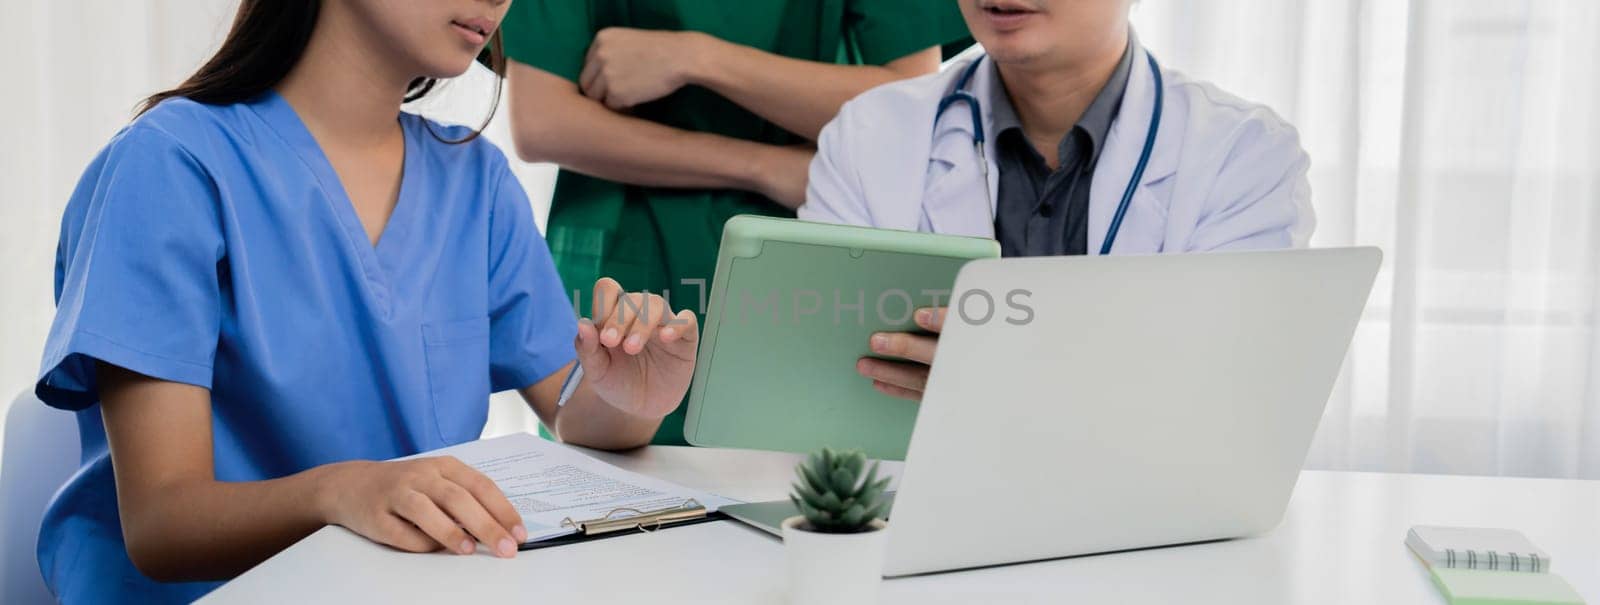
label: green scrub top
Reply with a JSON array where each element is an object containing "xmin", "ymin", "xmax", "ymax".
[{"xmin": 503, "ymin": 0, "xmax": 970, "ymax": 445}]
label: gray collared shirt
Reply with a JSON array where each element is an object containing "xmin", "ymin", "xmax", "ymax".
[{"xmin": 991, "ymin": 39, "xmax": 1134, "ymax": 257}]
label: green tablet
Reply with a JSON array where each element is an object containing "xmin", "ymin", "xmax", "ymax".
[{"xmin": 683, "ymin": 216, "xmax": 1001, "ymax": 460}]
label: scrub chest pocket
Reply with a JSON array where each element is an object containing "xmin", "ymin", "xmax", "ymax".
[{"xmin": 422, "ymin": 317, "xmax": 493, "ymax": 443}]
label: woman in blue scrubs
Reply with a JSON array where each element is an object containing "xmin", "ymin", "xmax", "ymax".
[{"xmin": 33, "ymin": 1, "xmax": 698, "ymax": 602}]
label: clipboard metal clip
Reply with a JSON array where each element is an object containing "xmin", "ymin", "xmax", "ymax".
[{"xmin": 559, "ymin": 499, "xmax": 707, "ymax": 536}]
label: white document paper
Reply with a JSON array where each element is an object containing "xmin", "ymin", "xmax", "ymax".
[{"xmin": 408, "ymin": 433, "xmax": 739, "ymax": 543}]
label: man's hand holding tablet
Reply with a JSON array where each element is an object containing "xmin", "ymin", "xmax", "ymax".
[{"xmin": 857, "ymin": 307, "xmax": 947, "ymax": 401}]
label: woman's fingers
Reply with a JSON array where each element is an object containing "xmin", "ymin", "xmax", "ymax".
[
  {"xmin": 393, "ymin": 490, "xmax": 475, "ymax": 556},
  {"xmin": 591, "ymin": 278, "xmax": 624, "ymax": 328},
  {"xmin": 576, "ymin": 318, "xmax": 601, "ymax": 357},
  {"xmin": 574, "ymin": 319, "xmax": 612, "ymax": 379},
  {"xmin": 621, "ymin": 294, "xmax": 668, "ymax": 354},
  {"xmin": 374, "ymin": 513, "xmax": 441, "ymax": 553},
  {"xmin": 440, "ymin": 459, "xmax": 526, "ymax": 543},
  {"xmin": 590, "ymin": 278, "xmax": 674, "ymax": 357},
  {"xmin": 610, "ymin": 292, "xmax": 651, "ymax": 351},
  {"xmin": 657, "ymin": 308, "xmax": 698, "ymax": 345},
  {"xmin": 856, "ymin": 357, "xmax": 930, "ymax": 394},
  {"xmin": 327, "ymin": 458, "xmax": 523, "ymax": 559},
  {"xmin": 588, "ymin": 278, "xmax": 697, "ymax": 355},
  {"xmin": 424, "ymin": 477, "xmax": 517, "ymax": 558},
  {"xmin": 601, "ymin": 292, "xmax": 641, "ymax": 348}
]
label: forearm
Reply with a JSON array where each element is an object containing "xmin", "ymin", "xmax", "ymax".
[
  {"xmin": 508, "ymin": 61, "xmax": 780, "ymax": 192},
  {"xmin": 688, "ymin": 38, "xmax": 941, "ymax": 140},
  {"xmin": 118, "ymin": 465, "xmax": 337, "ymax": 582}
]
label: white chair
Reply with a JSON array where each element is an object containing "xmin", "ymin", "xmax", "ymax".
[{"xmin": 1, "ymin": 390, "xmax": 80, "ymax": 604}]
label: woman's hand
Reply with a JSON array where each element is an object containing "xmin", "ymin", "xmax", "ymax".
[
  {"xmin": 317, "ymin": 456, "xmax": 526, "ymax": 558},
  {"xmin": 856, "ymin": 307, "xmax": 946, "ymax": 401},
  {"xmin": 578, "ymin": 278, "xmax": 700, "ymax": 419},
  {"xmin": 580, "ymin": 28, "xmax": 710, "ymax": 110}
]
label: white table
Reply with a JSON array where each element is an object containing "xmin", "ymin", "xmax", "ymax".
[{"xmin": 206, "ymin": 445, "xmax": 1600, "ymax": 604}]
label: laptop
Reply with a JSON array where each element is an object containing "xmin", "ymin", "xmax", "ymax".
[{"xmin": 720, "ymin": 247, "xmax": 1381, "ymax": 577}]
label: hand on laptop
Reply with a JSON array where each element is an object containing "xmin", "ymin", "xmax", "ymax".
[{"xmin": 857, "ymin": 307, "xmax": 945, "ymax": 401}]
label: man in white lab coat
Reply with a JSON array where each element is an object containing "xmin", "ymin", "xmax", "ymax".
[{"xmin": 799, "ymin": 0, "xmax": 1315, "ymax": 401}]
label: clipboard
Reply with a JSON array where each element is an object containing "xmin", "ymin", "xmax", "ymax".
[{"xmin": 517, "ymin": 499, "xmax": 728, "ymax": 551}]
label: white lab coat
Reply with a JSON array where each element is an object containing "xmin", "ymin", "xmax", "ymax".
[{"xmin": 800, "ymin": 44, "xmax": 1315, "ymax": 254}]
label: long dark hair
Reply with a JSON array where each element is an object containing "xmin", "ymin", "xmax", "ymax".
[{"xmin": 137, "ymin": 0, "xmax": 506, "ymax": 143}]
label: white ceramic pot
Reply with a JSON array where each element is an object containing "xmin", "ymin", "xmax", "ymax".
[{"xmin": 780, "ymin": 515, "xmax": 888, "ymax": 605}]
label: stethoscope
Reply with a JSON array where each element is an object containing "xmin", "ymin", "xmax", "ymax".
[{"xmin": 935, "ymin": 52, "xmax": 1164, "ymax": 255}]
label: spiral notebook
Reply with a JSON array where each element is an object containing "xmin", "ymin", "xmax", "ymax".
[
  {"xmin": 1406, "ymin": 526, "xmax": 1585, "ymax": 605},
  {"xmin": 1406, "ymin": 526, "xmax": 1551, "ymax": 572}
]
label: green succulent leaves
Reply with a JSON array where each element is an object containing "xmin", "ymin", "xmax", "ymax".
[{"xmin": 789, "ymin": 447, "xmax": 891, "ymax": 534}]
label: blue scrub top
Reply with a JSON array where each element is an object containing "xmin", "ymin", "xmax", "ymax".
[{"xmin": 34, "ymin": 93, "xmax": 577, "ymax": 603}]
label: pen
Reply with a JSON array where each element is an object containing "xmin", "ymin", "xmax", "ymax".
[{"xmin": 557, "ymin": 361, "xmax": 584, "ymax": 408}]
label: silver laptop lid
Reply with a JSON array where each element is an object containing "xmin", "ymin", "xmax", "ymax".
[{"xmin": 884, "ymin": 248, "xmax": 1381, "ymax": 576}]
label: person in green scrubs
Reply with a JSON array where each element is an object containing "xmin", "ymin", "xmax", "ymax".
[{"xmin": 502, "ymin": 1, "xmax": 971, "ymax": 444}]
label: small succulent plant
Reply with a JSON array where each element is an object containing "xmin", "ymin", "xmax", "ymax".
[{"xmin": 790, "ymin": 447, "xmax": 891, "ymax": 534}]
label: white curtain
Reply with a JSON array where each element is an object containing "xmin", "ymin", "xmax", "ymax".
[
  {"xmin": 3, "ymin": 1, "xmax": 1598, "ymax": 478},
  {"xmin": 1, "ymin": 1, "xmax": 238, "ymax": 449},
  {"xmin": 1135, "ymin": 0, "xmax": 1600, "ymax": 478}
]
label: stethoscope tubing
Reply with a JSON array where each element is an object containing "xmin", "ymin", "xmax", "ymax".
[{"xmin": 938, "ymin": 51, "xmax": 1164, "ymax": 255}]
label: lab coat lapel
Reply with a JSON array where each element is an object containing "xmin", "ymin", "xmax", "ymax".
[
  {"xmin": 1088, "ymin": 42, "xmax": 1180, "ymax": 255},
  {"xmin": 921, "ymin": 56, "xmax": 1000, "ymax": 238}
]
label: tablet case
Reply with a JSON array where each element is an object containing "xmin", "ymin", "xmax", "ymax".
[{"xmin": 683, "ymin": 216, "xmax": 1000, "ymax": 459}]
